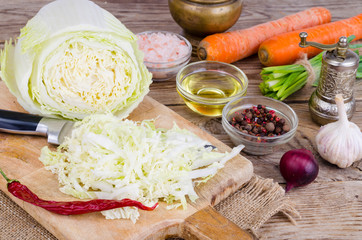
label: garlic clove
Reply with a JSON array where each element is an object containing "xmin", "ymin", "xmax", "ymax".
[{"xmin": 315, "ymin": 94, "xmax": 362, "ymax": 168}]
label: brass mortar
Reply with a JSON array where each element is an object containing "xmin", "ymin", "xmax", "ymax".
[{"xmin": 168, "ymin": 0, "xmax": 243, "ymax": 36}]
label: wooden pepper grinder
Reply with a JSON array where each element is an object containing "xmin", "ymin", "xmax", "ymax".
[{"xmin": 299, "ymin": 32, "xmax": 359, "ymax": 125}]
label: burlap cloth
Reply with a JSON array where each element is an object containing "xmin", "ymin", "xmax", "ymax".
[{"xmin": 0, "ymin": 174, "xmax": 299, "ymax": 240}]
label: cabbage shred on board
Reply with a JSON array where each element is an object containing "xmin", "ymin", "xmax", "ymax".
[
  {"xmin": 40, "ymin": 114, "xmax": 244, "ymax": 222},
  {"xmin": 0, "ymin": 0, "xmax": 152, "ymax": 120}
]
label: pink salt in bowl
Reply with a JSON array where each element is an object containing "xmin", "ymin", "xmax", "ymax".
[{"xmin": 137, "ymin": 31, "xmax": 192, "ymax": 81}]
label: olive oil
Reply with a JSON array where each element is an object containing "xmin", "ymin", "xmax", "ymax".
[{"xmin": 179, "ymin": 70, "xmax": 246, "ymax": 116}]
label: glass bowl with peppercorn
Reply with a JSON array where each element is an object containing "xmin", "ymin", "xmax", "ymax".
[{"xmin": 222, "ymin": 96, "xmax": 298, "ymax": 155}]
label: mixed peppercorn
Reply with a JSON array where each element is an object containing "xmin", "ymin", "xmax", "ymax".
[{"xmin": 230, "ymin": 104, "xmax": 290, "ymax": 138}]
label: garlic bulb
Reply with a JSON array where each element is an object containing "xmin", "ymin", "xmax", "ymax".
[{"xmin": 315, "ymin": 94, "xmax": 362, "ymax": 168}]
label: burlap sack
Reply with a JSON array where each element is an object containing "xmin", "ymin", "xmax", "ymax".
[
  {"xmin": 0, "ymin": 175, "xmax": 299, "ymax": 240},
  {"xmin": 215, "ymin": 175, "xmax": 300, "ymax": 238},
  {"xmin": 0, "ymin": 190, "xmax": 56, "ymax": 240}
]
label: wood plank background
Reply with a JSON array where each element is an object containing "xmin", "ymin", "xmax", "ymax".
[{"xmin": 0, "ymin": 0, "xmax": 361, "ymax": 239}]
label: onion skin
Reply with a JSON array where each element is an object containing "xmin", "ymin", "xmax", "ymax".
[{"xmin": 280, "ymin": 149, "xmax": 319, "ymax": 192}]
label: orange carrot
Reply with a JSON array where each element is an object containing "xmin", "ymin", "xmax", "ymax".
[
  {"xmin": 197, "ymin": 7, "xmax": 331, "ymax": 63},
  {"xmin": 258, "ymin": 13, "xmax": 362, "ymax": 66}
]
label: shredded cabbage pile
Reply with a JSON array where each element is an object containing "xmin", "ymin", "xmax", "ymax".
[
  {"xmin": 40, "ymin": 114, "xmax": 244, "ymax": 222},
  {"xmin": 0, "ymin": 0, "xmax": 152, "ymax": 120}
]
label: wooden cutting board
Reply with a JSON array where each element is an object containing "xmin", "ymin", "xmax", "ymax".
[{"xmin": 0, "ymin": 81, "xmax": 254, "ymax": 240}]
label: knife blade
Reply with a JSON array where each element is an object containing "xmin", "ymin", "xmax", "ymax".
[{"xmin": 0, "ymin": 109, "xmax": 75, "ymax": 145}]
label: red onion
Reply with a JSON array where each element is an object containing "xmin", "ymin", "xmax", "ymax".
[{"xmin": 279, "ymin": 149, "xmax": 319, "ymax": 192}]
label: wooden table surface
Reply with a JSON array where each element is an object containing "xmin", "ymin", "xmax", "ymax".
[{"xmin": 0, "ymin": 0, "xmax": 361, "ymax": 239}]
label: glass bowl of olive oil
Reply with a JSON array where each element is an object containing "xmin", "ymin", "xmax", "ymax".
[{"xmin": 176, "ymin": 61, "xmax": 248, "ymax": 117}]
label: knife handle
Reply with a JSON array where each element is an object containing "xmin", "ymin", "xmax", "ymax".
[{"xmin": 0, "ymin": 109, "xmax": 42, "ymax": 134}]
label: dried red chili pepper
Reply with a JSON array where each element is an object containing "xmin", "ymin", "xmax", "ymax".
[{"xmin": 0, "ymin": 168, "xmax": 157, "ymax": 215}]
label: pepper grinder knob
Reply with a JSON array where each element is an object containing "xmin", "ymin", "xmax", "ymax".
[
  {"xmin": 336, "ymin": 37, "xmax": 348, "ymax": 58},
  {"xmin": 299, "ymin": 32, "xmax": 308, "ymax": 46}
]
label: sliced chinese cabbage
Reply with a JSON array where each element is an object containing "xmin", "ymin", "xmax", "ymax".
[
  {"xmin": 0, "ymin": 0, "xmax": 152, "ymax": 120},
  {"xmin": 40, "ymin": 114, "xmax": 244, "ymax": 222}
]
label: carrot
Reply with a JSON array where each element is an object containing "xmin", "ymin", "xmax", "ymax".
[
  {"xmin": 259, "ymin": 13, "xmax": 362, "ymax": 66},
  {"xmin": 197, "ymin": 7, "xmax": 331, "ymax": 63}
]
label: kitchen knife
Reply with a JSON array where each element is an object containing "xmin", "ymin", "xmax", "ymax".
[{"xmin": 0, "ymin": 109, "xmax": 74, "ymax": 145}]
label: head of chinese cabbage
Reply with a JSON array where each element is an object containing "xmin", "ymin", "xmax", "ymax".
[{"xmin": 0, "ymin": 0, "xmax": 152, "ymax": 120}]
